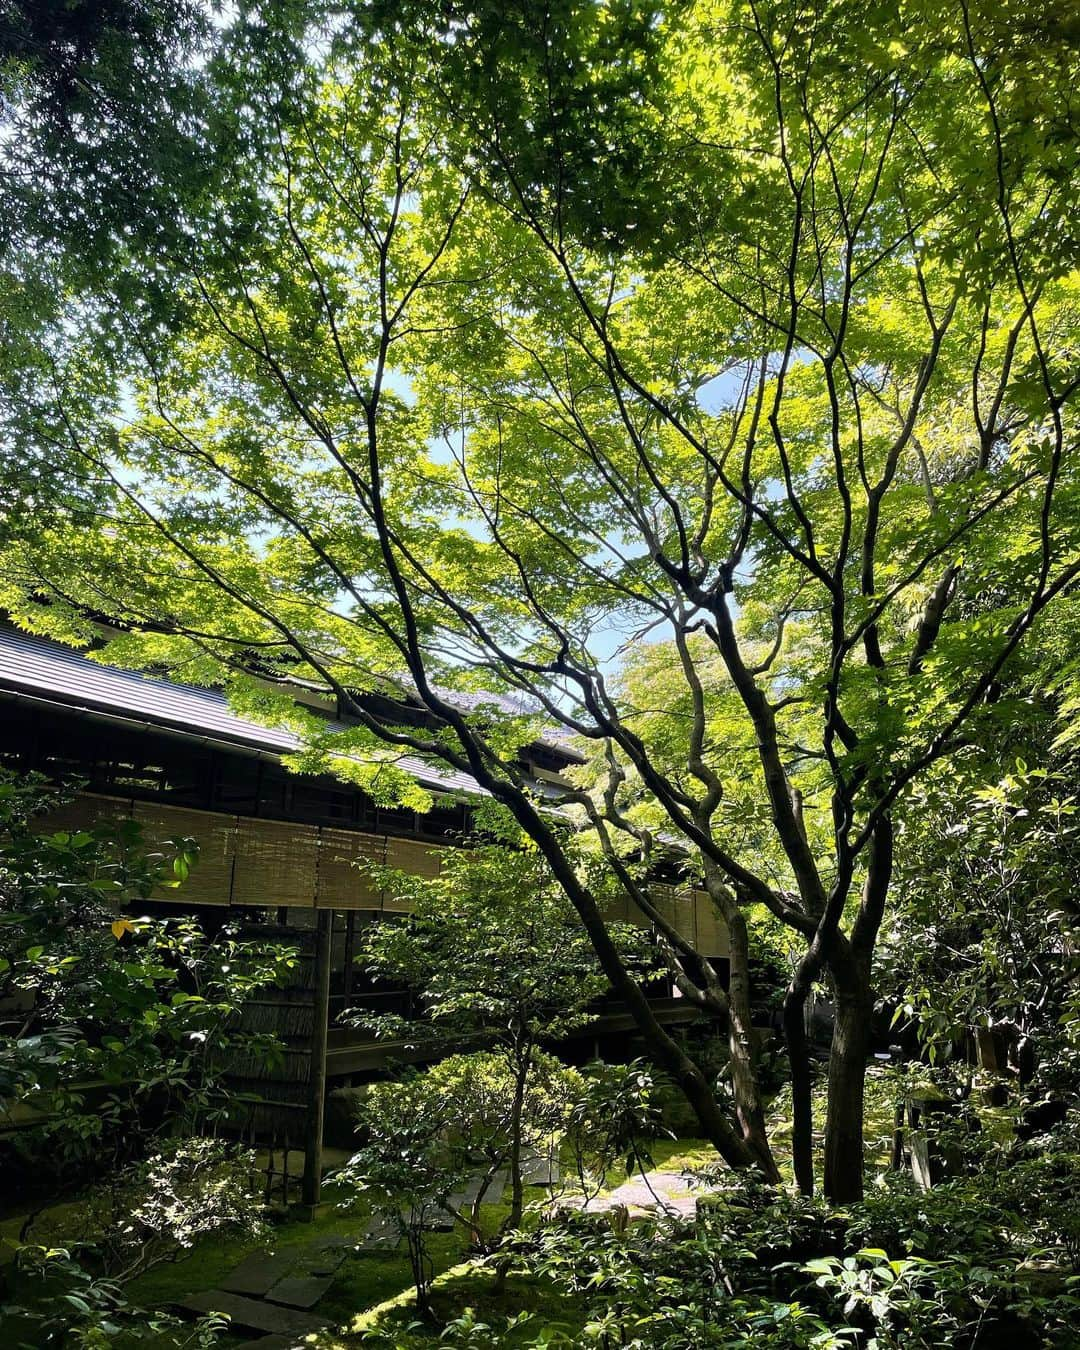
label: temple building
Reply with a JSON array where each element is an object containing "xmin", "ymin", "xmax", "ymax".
[{"xmin": 0, "ymin": 623, "xmax": 728, "ymax": 1200}]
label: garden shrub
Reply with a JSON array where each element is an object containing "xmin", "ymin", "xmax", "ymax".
[
  {"xmin": 1, "ymin": 1245, "xmax": 228, "ymax": 1349},
  {"xmin": 503, "ymin": 1154, "xmax": 1080, "ymax": 1349},
  {"xmin": 3, "ymin": 1139, "xmax": 261, "ymax": 1346}
]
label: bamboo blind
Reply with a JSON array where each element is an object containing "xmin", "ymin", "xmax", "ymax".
[
  {"xmin": 693, "ymin": 889, "xmax": 729, "ymax": 957},
  {"xmin": 34, "ymin": 792, "xmax": 728, "ymax": 952},
  {"xmin": 39, "ymin": 794, "xmax": 128, "ymax": 832},
  {"xmin": 34, "ymin": 792, "xmax": 447, "ymax": 912},
  {"xmin": 317, "ymin": 827, "xmax": 386, "ymax": 910},
  {"xmin": 630, "ymin": 882, "xmax": 730, "ymax": 958},
  {"xmin": 133, "ymin": 802, "xmax": 237, "ymax": 909},
  {"xmin": 601, "ymin": 892, "xmax": 632, "ymax": 924},
  {"xmin": 232, "ymin": 817, "xmax": 319, "ymax": 910},
  {"xmin": 382, "ymin": 837, "xmax": 442, "ymax": 880}
]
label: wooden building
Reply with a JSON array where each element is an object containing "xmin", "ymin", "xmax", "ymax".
[{"xmin": 0, "ymin": 625, "xmax": 728, "ymax": 1199}]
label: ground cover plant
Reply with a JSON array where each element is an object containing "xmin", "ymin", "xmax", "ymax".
[
  {"xmin": 5, "ymin": 1081, "xmax": 1078, "ymax": 1346},
  {"xmin": 499, "ymin": 1138, "xmax": 1080, "ymax": 1350}
]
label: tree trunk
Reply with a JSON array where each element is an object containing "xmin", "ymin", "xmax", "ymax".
[
  {"xmin": 499, "ymin": 794, "xmax": 765, "ymax": 1174},
  {"xmin": 822, "ymin": 981, "xmax": 872, "ymax": 1202},
  {"xmin": 505, "ymin": 1042, "xmax": 531, "ymax": 1232},
  {"xmin": 406, "ymin": 1223, "xmax": 436, "ymax": 1321},
  {"xmin": 728, "ymin": 1038, "xmax": 779, "ymax": 1180},
  {"xmin": 723, "ymin": 907, "xmax": 780, "ymax": 1181},
  {"xmin": 822, "ymin": 815, "xmax": 893, "ymax": 1203},
  {"xmin": 468, "ymin": 1159, "xmax": 501, "ymax": 1248},
  {"xmin": 674, "ymin": 1047, "xmax": 764, "ymax": 1170},
  {"xmin": 782, "ymin": 981, "xmax": 815, "ymax": 1196}
]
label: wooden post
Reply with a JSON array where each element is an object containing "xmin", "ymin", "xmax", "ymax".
[
  {"xmin": 302, "ymin": 908, "xmax": 333, "ymax": 1210},
  {"xmin": 974, "ymin": 1026, "xmax": 1003, "ymax": 1073},
  {"xmin": 342, "ymin": 910, "xmax": 357, "ymax": 1002},
  {"xmin": 906, "ymin": 1092, "xmax": 960, "ymax": 1190},
  {"xmin": 890, "ymin": 1098, "xmax": 905, "ymax": 1171}
]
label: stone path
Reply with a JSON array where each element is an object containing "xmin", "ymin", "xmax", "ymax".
[
  {"xmin": 176, "ymin": 1235, "xmax": 354, "ymax": 1346},
  {"xmin": 573, "ymin": 1168, "xmax": 704, "ymax": 1220},
  {"xmin": 246, "ymin": 1338, "xmax": 315, "ymax": 1350},
  {"xmin": 222, "ymin": 1250, "xmax": 296, "ymax": 1297},
  {"xmin": 176, "ymin": 1289, "xmax": 330, "ymax": 1342},
  {"xmin": 358, "ymin": 1213, "xmax": 401, "ymax": 1251},
  {"xmin": 522, "ymin": 1151, "xmax": 560, "ymax": 1186},
  {"xmin": 384, "ymin": 1164, "xmax": 527, "ymax": 1238}
]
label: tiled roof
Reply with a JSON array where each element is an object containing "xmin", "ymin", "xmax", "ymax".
[
  {"xmin": 393, "ymin": 680, "xmax": 584, "ymax": 759},
  {"xmin": 0, "ymin": 627, "xmax": 484, "ymax": 796}
]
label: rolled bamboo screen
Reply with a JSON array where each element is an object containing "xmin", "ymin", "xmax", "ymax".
[
  {"xmin": 649, "ymin": 881, "xmax": 731, "ymax": 958},
  {"xmin": 35, "ymin": 792, "xmax": 448, "ymax": 912},
  {"xmin": 134, "ymin": 802, "xmax": 237, "ymax": 908},
  {"xmin": 232, "ymin": 818, "xmax": 319, "ymax": 910},
  {"xmin": 317, "ymin": 827, "xmax": 385, "ymax": 909},
  {"xmin": 693, "ymin": 890, "xmax": 729, "ymax": 957},
  {"xmin": 34, "ymin": 791, "xmax": 728, "ymax": 952}
]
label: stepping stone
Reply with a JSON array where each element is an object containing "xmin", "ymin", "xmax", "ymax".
[
  {"xmin": 483, "ymin": 1171, "xmax": 507, "ymax": 1204},
  {"xmin": 422, "ymin": 1209, "xmax": 456, "ymax": 1231},
  {"xmin": 308, "ymin": 1233, "xmax": 355, "ymax": 1252},
  {"xmin": 577, "ymin": 1170, "xmax": 702, "ymax": 1220},
  {"xmin": 221, "ymin": 1251, "xmax": 297, "ymax": 1298},
  {"xmin": 358, "ymin": 1217, "xmax": 401, "ymax": 1252},
  {"xmin": 175, "ymin": 1290, "xmax": 328, "ymax": 1338},
  {"xmin": 293, "ymin": 1247, "xmax": 348, "ymax": 1278},
  {"xmin": 464, "ymin": 1171, "xmax": 507, "ymax": 1204},
  {"xmin": 265, "ymin": 1273, "xmax": 335, "ymax": 1310},
  {"xmin": 522, "ymin": 1153, "xmax": 560, "ymax": 1185}
]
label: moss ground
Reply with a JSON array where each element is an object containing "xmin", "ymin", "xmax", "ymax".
[
  {"xmin": 324, "ymin": 1264, "xmax": 583, "ymax": 1348},
  {"xmin": 15, "ymin": 1074, "xmax": 1023, "ymax": 1348},
  {"xmin": 125, "ymin": 1177, "xmax": 573, "ymax": 1349},
  {"xmin": 123, "ymin": 1139, "xmax": 737, "ymax": 1348}
]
